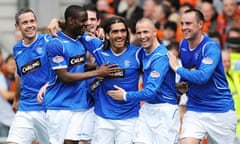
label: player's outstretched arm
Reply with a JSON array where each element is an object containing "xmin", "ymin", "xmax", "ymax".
[{"xmin": 55, "ymin": 63, "xmax": 120, "ymax": 83}]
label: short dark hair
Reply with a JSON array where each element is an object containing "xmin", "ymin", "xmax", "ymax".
[
  {"xmin": 227, "ymin": 27, "xmax": 240, "ymax": 38},
  {"xmin": 15, "ymin": 8, "xmax": 36, "ymax": 24},
  {"xmin": 184, "ymin": 8, "xmax": 205, "ymax": 22},
  {"xmin": 64, "ymin": 5, "xmax": 85, "ymax": 21},
  {"xmin": 83, "ymin": 3, "xmax": 100, "ymax": 20},
  {"xmin": 201, "ymin": 0, "xmax": 213, "ymax": 4},
  {"xmin": 164, "ymin": 21, "xmax": 177, "ymax": 32},
  {"xmin": 226, "ymin": 37, "xmax": 240, "ymax": 52},
  {"xmin": 167, "ymin": 0, "xmax": 180, "ymax": 11}
]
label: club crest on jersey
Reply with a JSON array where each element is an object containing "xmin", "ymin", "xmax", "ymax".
[
  {"xmin": 21, "ymin": 58, "xmax": 41, "ymax": 75},
  {"xmin": 53, "ymin": 56, "xmax": 64, "ymax": 63},
  {"xmin": 202, "ymin": 57, "xmax": 213, "ymax": 64},
  {"xmin": 36, "ymin": 46, "xmax": 43, "ymax": 54},
  {"xmin": 124, "ymin": 59, "xmax": 131, "ymax": 67},
  {"xmin": 150, "ymin": 70, "xmax": 160, "ymax": 78},
  {"xmin": 69, "ymin": 55, "xmax": 85, "ymax": 66},
  {"xmin": 109, "ymin": 69, "xmax": 125, "ymax": 78}
]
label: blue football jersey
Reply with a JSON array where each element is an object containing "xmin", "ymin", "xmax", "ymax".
[
  {"xmin": 13, "ymin": 34, "xmax": 52, "ymax": 111},
  {"xmin": 177, "ymin": 35, "xmax": 234, "ymax": 112},
  {"xmin": 44, "ymin": 31, "xmax": 93, "ymax": 110},
  {"xmin": 81, "ymin": 34, "xmax": 141, "ymax": 119},
  {"xmin": 126, "ymin": 44, "xmax": 178, "ymax": 104}
]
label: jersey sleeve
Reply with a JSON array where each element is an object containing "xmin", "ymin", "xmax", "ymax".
[
  {"xmin": 12, "ymin": 43, "xmax": 22, "ymax": 77},
  {"xmin": 46, "ymin": 38, "xmax": 67, "ymax": 70},
  {"xmin": 81, "ymin": 34, "xmax": 107, "ymax": 66},
  {"xmin": 44, "ymin": 34, "xmax": 54, "ymax": 42},
  {"xmin": 81, "ymin": 34, "xmax": 103, "ymax": 52},
  {"xmin": 126, "ymin": 54, "xmax": 169, "ymax": 101},
  {"xmin": 177, "ymin": 42, "xmax": 220, "ymax": 84}
]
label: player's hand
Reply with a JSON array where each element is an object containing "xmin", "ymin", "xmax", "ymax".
[
  {"xmin": 95, "ymin": 27, "xmax": 105, "ymax": 39},
  {"xmin": 48, "ymin": 18, "xmax": 61, "ymax": 37},
  {"xmin": 86, "ymin": 27, "xmax": 105, "ymax": 39},
  {"xmin": 168, "ymin": 51, "xmax": 179, "ymax": 71},
  {"xmin": 12, "ymin": 100, "xmax": 18, "ymax": 113},
  {"xmin": 96, "ymin": 63, "xmax": 120, "ymax": 77},
  {"xmin": 107, "ymin": 85, "xmax": 126, "ymax": 101},
  {"xmin": 37, "ymin": 83, "xmax": 48, "ymax": 103}
]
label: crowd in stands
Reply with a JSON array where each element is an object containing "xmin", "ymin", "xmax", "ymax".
[{"xmin": 1, "ymin": 0, "xmax": 240, "ymax": 143}]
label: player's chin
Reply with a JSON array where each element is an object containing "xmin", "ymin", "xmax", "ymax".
[
  {"xmin": 25, "ymin": 34, "xmax": 36, "ymax": 40},
  {"xmin": 140, "ymin": 42, "xmax": 150, "ymax": 48}
]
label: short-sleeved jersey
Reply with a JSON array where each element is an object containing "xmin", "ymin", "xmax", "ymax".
[
  {"xmin": 81, "ymin": 34, "xmax": 141, "ymax": 120},
  {"xmin": 177, "ymin": 35, "xmax": 234, "ymax": 112},
  {"xmin": 13, "ymin": 34, "xmax": 52, "ymax": 111},
  {"xmin": 126, "ymin": 44, "xmax": 178, "ymax": 104},
  {"xmin": 44, "ymin": 31, "xmax": 93, "ymax": 110}
]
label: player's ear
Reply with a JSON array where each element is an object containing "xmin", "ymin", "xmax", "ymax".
[
  {"xmin": 97, "ymin": 19, "xmax": 101, "ymax": 26},
  {"xmin": 106, "ymin": 34, "xmax": 109, "ymax": 40},
  {"xmin": 198, "ymin": 20, "xmax": 203, "ymax": 29},
  {"xmin": 15, "ymin": 23, "xmax": 20, "ymax": 30}
]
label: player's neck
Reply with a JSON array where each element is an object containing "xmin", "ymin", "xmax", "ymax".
[
  {"xmin": 23, "ymin": 34, "xmax": 38, "ymax": 46},
  {"xmin": 111, "ymin": 46, "xmax": 126, "ymax": 55},
  {"xmin": 145, "ymin": 39, "xmax": 159, "ymax": 54},
  {"xmin": 63, "ymin": 29, "xmax": 78, "ymax": 40},
  {"xmin": 189, "ymin": 33, "xmax": 203, "ymax": 49}
]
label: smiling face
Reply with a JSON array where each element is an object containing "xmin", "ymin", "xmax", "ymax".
[
  {"xmin": 106, "ymin": 22, "xmax": 128, "ymax": 53},
  {"xmin": 180, "ymin": 11, "xmax": 203, "ymax": 42},
  {"xmin": 86, "ymin": 10, "xmax": 100, "ymax": 34},
  {"xmin": 71, "ymin": 11, "xmax": 88, "ymax": 36},
  {"xmin": 15, "ymin": 12, "xmax": 37, "ymax": 44},
  {"xmin": 135, "ymin": 19, "xmax": 157, "ymax": 52}
]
